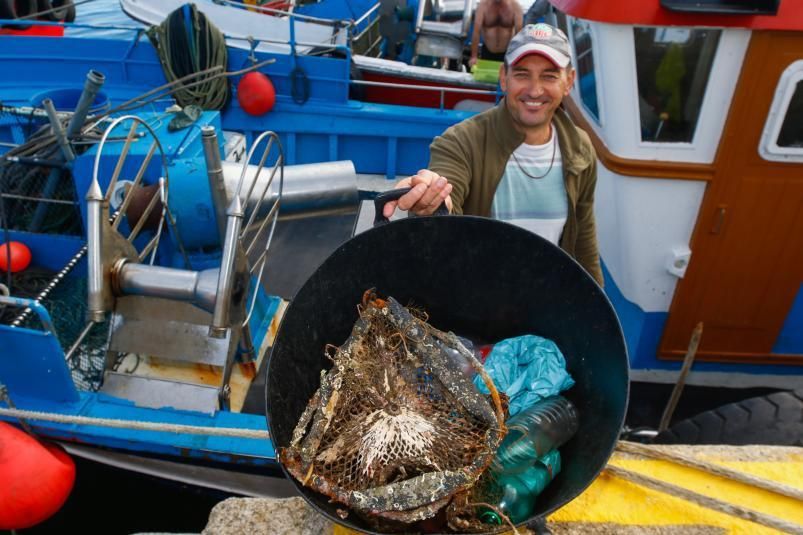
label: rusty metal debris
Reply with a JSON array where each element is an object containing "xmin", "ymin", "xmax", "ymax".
[{"xmin": 280, "ymin": 290, "xmax": 507, "ymax": 530}]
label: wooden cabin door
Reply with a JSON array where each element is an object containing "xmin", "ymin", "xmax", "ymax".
[{"xmin": 660, "ymin": 31, "xmax": 803, "ymax": 365}]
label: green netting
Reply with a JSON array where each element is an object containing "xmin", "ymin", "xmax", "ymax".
[
  {"xmin": 0, "ymin": 162, "xmax": 83, "ymax": 235},
  {"xmin": 1, "ymin": 270, "xmax": 108, "ymax": 391}
]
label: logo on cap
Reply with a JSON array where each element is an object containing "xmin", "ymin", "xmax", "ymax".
[{"xmin": 528, "ymin": 23, "xmax": 553, "ymax": 40}]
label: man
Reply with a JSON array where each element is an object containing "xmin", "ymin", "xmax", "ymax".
[
  {"xmin": 469, "ymin": 0, "xmax": 523, "ymax": 67},
  {"xmin": 383, "ymin": 23, "xmax": 603, "ymax": 285}
]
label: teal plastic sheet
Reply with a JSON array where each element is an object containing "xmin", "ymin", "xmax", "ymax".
[{"xmin": 474, "ymin": 335, "xmax": 574, "ymax": 416}]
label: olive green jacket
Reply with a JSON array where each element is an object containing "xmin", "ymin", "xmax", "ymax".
[{"xmin": 428, "ymin": 102, "xmax": 603, "ymax": 286}]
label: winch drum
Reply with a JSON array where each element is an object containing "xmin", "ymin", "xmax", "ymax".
[{"xmin": 267, "ymin": 215, "xmax": 629, "ymax": 533}]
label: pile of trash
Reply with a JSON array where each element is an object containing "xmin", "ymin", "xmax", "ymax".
[{"xmin": 280, "ymin": 290, "xmax": 578, "ymax": 533}]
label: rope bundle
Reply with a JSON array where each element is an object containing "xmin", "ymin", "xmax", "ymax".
[{"xmin": 147, "ymin": 4, "xmax": 230, "ymax": 110}]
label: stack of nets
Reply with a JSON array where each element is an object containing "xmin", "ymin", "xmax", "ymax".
[{"xmin": 280, "ymin": 290, "xmax": 507, "ymax": 531}]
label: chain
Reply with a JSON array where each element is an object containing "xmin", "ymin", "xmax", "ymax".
[{"xmin": 510, "ymin": 131, "xmax": 557, "ymax": 180}]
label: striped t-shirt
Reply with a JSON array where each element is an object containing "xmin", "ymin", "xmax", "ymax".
[{"xmin": 490, "ymin": 127, "xmax": 567, "ymax": 244}]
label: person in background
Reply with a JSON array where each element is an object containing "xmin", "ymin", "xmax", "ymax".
[
  {"xmin": 383, "ymin": 23, "xmax": 603, "ymax": 286},
  {"xmin": 469, "ymin": 0, "xmax": 523, "ymax": 68}
]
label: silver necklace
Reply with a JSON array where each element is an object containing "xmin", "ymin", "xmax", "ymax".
[{"xmin": 511, "ymin": 133, "xmax": 557, "ymax": 180}]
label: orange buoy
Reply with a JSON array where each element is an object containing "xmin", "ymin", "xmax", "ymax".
[
  {"xmin": 0, "ymin": 241, "xmax": 32, "ymax": 272},
  {"xmin": 0, "ymin": 422, "xmax": 76, "ymax": 529},
  {"xmin": 237, "ymin": 72, "xmax": 276, "ymax": 116}
]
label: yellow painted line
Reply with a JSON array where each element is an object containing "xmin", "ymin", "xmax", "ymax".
[
  {"xmin": 332, "ymin": 449, "xmax": 803, "ymax": 534},
  {"xmin": 550, "ymin": 451, "xmax": 803, "ymax": 534}
]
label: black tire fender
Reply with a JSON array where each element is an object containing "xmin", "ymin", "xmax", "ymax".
[
  {"xmin": 655, "ymin": 389, "xmax": 803, "ymax": 445},
  {"xmin": 0, "ymin": 0, "xmax": 38, "ymax": 19},
  {"xmin": 0, "ymin": 0, "xmax": 37, "ymax": 28},
  {"xmin": 0, "ymin": 0, "xmax": 16, "ymax": 20},
  {"xmin": 37, "ymin": 0, "xmax": 74, "ymax": 21}
]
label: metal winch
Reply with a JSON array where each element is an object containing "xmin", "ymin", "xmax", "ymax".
[{"xmin": 82, "ymin": 114, "xmax": 358, "ymax": 414}]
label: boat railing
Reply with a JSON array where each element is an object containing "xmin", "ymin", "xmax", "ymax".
[
  {"xmin": 226, "ymin": 33, "xmax": 351, "ymax": 53},
  {"xmin": 1, "ymin": 20, "xmax": 498, "ymax": 111},
  {"xmin": 212, "ymin": 0, "xmax": 352, "ymax": 27},
  {"xmin": 208, "ymin": 0, "xmax": 384, "ymax": 55},
  {"xmin": 0, "ymin": 18, "xmax": 348, "ymax": 58},
  {"xmin": 350, "ymin": 29, "xmax": 382, "ymax": 57},
  {"xmin": 0, "ymin": 295, "xmax": 57, "ymax": 334},
  {"xmin": 211, "ymin": 0, "xmax": 382, "ymax": 46},
  {"xmin": 349, "ymin": 2, "xmax": 382, "ymax": 56},
  {"xmin": 0, "ymin": 18, "xmax": 147, "ymax": 34},
  {"xmin": 0, "ymin": 4, "xmax": 379, "ymax": 53},
  {"xmin": 350, "ymin": 79, "xmax": 501, "ymax": 111},
  {"xmin": 353, "ymin": 2, "xmax": 381, "ymax": 28}
]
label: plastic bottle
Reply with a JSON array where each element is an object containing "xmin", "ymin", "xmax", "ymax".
[
  {"xmin": 480, "ymin": 450, "xmax": 562, "ymax": 525},
  {"xmin": 442, "ymin": 336, "xmax": 490, "ymax": 378},
  {"xmin": 491, "ymin": 395, "xmax": 579, "ymax": 474}
]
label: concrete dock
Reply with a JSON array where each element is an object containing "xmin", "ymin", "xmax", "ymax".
[{"xmin": 191, "ymin": 444, "xmax": 803, "ymax": 535}]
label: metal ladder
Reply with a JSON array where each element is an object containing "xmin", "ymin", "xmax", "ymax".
[{"xmin": 413, "ymin": 0, "xmax": 476, "ymax": 61}]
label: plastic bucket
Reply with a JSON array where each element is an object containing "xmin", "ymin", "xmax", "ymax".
[{"xmin": 29, "ymin": 87, "xmax": 110, "ymax": 114}]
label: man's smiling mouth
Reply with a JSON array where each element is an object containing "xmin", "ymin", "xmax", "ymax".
[{"xmin": 522, "ymin": 100, "xmax": 547, "ymax": 109}]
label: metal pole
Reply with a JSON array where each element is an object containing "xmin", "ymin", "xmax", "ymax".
[
  {"xmin": 201, "ymin": 127, "xmax": 229, "ymax": 245},
  {"xmin": 114, "ymin": 262, "xmax": 219, "ymax": 314},
  {"xmin": 42, "ymin": 98, "xmax": 75, "ymax": 162},
  {"xmin": 65, "ymin": 321, "xmax": 96, "ymax": 362},
  {"xmin": 209, "ymin": 197, "xmax": 244, "ymax": 338},
  {"xmin": 86, "ymin": 178, "xmax": 106, "ymax": 323},
  {"xmin": 30, "ymin": 70, "xmax": 105, "ymax": 231},
  {"xmin": 65, "ymin": 70, "xmax": 106, "ymax": 139}
]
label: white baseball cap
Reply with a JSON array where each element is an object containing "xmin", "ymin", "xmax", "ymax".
[{"xmin": 505, "ymin": 23, "xmax": 572, "ymax": 68}]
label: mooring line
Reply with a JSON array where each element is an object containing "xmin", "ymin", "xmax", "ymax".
[{"xmin": 0, "ymin": 407, "xmax": 270, "ymax": 440}]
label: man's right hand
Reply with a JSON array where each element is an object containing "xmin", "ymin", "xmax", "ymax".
[
  {"xmin": 469, "ymin": 55, "xmax": 479, "ymax": 68},
  {"xmin": 381, "ymin": 169, "xmax": 453, "ymax": 219}
]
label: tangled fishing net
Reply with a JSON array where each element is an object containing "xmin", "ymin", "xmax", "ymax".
[{"xmin": 280, "ymin": 290, "xmax": 508, "ymax": 531}]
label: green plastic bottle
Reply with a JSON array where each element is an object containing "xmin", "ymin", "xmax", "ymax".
[
  {"xmin": 480, "ymin": 450, "xmax": 562, "ymax": 525},
  {"xmin": 491, "ymin": 396, "xmax": 578, "ymax": 475}
]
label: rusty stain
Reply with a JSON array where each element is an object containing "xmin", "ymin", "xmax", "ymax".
[{"xmin": 239, "ymin": 361, "xmax": 257, "ymax": 379}]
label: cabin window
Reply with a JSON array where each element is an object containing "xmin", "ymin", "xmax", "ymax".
[
  {"xmin": 760, "ymin": 60, "xmax": 803, "ymax": 161},
  {"xmin": 634, "ymin": 27, "xmax": 721, "ymax": 143},
  {"xmin": 777, "ymin": 82, "xmax": 803, "ymax": 148},
  {"xmin": 570, "ymin": 19, "xmax": 600, "ymax": 123}
]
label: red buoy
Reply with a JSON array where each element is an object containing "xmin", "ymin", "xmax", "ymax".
[
  {"xmin": 0, "ymin": 241, "xmax": 32, "ymax": 272},
  {"xmin": 237, "ymin": 72, "xmax": 276, "ymax": 116},
  {"xmin": 0, "ymin": 422, "xmax": 76, "ymax": 529}
]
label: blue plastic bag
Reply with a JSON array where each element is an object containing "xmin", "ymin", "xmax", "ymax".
[{"xmin": 473, "ymin": 334, "xmax": 574, "ymax": 416}]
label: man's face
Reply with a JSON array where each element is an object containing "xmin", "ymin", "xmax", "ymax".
[{"xmin": 500, "ymin": 54, "xmax": 575, "ymax": 134}]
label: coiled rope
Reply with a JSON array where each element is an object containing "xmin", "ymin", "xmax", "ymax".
[{"xmin": 146, "ymin": 4, "xmax": 229, "ymax": 110}]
